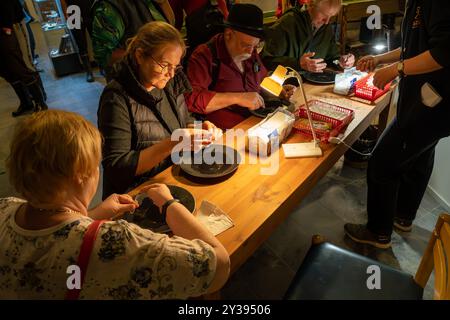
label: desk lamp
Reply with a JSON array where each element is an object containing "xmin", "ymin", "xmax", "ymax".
[{"xmin": 260, "ymin": 65, "xmax": 322, "ymax": 157}]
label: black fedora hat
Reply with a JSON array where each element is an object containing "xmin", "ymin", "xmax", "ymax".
[{"xmin": 223, "ymin": 4, "xmax": 264, "ymax": 39}]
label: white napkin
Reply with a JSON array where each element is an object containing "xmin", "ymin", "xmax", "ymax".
[{"xmin": 196, "ymin": 200, "xmax": 234, "ymax": 236}]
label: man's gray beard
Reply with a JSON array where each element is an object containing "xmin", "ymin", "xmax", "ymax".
[{"xmin": 234, "ymin": 53, "xmax": 252, "ymax": 62}]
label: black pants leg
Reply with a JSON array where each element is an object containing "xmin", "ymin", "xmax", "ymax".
[
  {"xmin": 0, "ymin": 31, "xmax": 36, "ymax": 84},
  {"xmin": 366, "ymin": 118, "xmax": 442, "ymax": 236},
  {"xmin": 396, "ymin": 144, "xmax": 436, "ymax": 221},
  {"xmin": 25, "ymin": 22, "xmax": 36, "ymax": 60},
  {"xmin": 66, "ymin": 0, "xmax": 94, "ymax": 82}
]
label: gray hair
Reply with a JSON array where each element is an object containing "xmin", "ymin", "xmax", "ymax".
[{"xmin": 309, "ymin": 0, "xmax": 342, "ymax": 8}]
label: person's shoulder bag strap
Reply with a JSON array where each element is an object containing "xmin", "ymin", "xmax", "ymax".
[
  {"xmin": 65, "ymin": 219, "xmax": 107, "ymax": 300},
  {"xmin": 206, "ymin": 39, "xmax": 221, "ymax": 91}
]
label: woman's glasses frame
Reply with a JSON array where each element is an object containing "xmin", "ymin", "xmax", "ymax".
[{"xmin": 149, "ymin": 55, "xmax": 183, "ymax": 74}]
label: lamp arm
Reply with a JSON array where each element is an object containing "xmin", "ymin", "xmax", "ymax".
[{"xmin": 286, "ymin": 67, "xmax": 319, "ymax": 145}]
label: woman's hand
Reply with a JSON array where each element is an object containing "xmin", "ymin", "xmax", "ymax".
[
  {"xmin": 89, "ymin": 194, "xmax": 139, "ymax": 220},
  {"xmin": 173, "ymin": 128, "xmax": 213, "ymax": 151},
  {"xmin": 140, "ymin": 183, "xmax": 174, "ymax": 211},
  {"xmin": 373, "ymin": 63, "xmax": 397, "ymax": 89},
  {"xmin": 339, "ymin": 54, "xmax": 355, "ymax": 69},
  {"xmin": 202, "ymin": 121, "xmax": 223, "ymax": 141},
  {"xmin": 279, "ymin": 84, "xmax": 296, "ymax": 101},
  {"xmin": 356, "ymin": 55, "xmax": 380, "ymax": 72}
]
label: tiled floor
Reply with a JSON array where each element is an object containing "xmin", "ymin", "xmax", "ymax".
[
  {"xmin": 0, "ymin": 22, "xmax": 105, "ymax": 207},
  {"xmin": 0, "ymin": 23, "xmax": 446, "ymax": 300},
  {"xmin": 221, "ymin": 159, "xmax": 444, "ymax": 300}
]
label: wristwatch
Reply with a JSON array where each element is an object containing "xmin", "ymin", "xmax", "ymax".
[
  {"xmin": 161, "ymin": 198, "xmax": 181, "ymax": 219},
  {"xmin": 397, "ymin": 61, "xmax": 405, "ymax": 78}
]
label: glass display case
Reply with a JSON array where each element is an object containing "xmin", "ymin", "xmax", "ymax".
[{"xmin": 33, "ymin": 0, "xmax": 81, "ymax": 76}]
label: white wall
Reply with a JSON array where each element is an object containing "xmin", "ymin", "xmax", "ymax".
[
  {"xmin": 237, "ymin": 0, "xmax": 278, "ymax": 12},
  {"xmin": 428, "ymin": 137, "xmax": 450, "ymax": 210}
]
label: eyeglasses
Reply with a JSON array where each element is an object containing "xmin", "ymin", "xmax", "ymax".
[
  {"xmin": 232, "ymin": 31, "xmax": 265, "ymax": 51},
  {"xmin": 241, "ymin": 40, "xmax": 265, "ymax": 52},
  {"xmin": 149, "ymin": 55, "xmax": 183, "ymax": 74}
]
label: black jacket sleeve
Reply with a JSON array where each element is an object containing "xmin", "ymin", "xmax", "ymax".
[{"xmin": 427, "ymin": 0, "xmax": 450, "ymax": 67}]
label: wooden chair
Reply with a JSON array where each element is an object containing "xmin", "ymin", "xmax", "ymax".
[{"xmin": 284, "ymin": 213, "xmax": 450, "ymax": 300}]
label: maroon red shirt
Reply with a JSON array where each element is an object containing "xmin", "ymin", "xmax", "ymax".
[{"xmin": 185, "ymin": 33, "xmax": 268, "ymax": 129}]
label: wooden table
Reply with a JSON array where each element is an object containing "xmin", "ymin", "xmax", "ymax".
[{"xmin": 129, "ymin": 84, "xmax": 393, "ymax": 276}]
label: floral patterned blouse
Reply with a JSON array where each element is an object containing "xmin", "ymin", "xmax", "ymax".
[{"xmin": 0, "ymin": 197, "xmax": 217, "ymax": 299}]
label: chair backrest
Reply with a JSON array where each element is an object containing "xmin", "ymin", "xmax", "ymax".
[{"xmin": 414, "ymin": 213, "xmax": 450, "ymax": 300}]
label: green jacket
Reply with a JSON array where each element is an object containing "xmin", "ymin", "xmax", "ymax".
[
  {"xmin": 91, "ymin": 0, "xmax": 167, "ymax": 69},
  {"xmin": 262, "ymin": 7, "xmax": 340, "ymax": 71}
]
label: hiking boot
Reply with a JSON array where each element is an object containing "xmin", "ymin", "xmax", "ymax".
[
  {"xmin": 12, "ymin": 104, "xmax": 35, "ymax": 117},
  {"xmin": 393, "ymin": 218, "xmax": 413, "ymax": 232},
  {"xmin": 344, "ymin": 223, "xmax": 391, "ymax": 249}
]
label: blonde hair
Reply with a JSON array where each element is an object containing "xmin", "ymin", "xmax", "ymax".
[
  {"xmin": 126, "ymin": 21, "xmax": 186, "ymax": 64},
  {"xmin": 7, "ymin": 110, "xmax": 102, "ymax": 204}
]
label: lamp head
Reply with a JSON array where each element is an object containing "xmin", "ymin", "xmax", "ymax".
[{"xmin": 260, "ymin": 65, "xmax": 289, "ymax": 96}]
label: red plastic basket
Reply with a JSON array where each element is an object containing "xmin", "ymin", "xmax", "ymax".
[
  {"xmin": 354, "ymin": 74, "xmax": 391, "ymax": 102},
  {"xmin": 293, "ymin": 100, "xmax": 355, "ymax": 142}
]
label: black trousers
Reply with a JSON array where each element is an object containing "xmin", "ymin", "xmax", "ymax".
[
  {"xmin": 66, "ymin": 0, "xmax": 92, "ymax": 54},
  {"xmin": 0, "ymin": 30, "xmax": 36, "ymax": 85},
  {"xmin": 366, "ymin": 117, "xmax": 448, "ymax": 236}
]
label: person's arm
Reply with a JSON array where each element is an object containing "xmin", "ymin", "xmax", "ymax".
[
  {"xmin": 402, "ymin": 51, "xmax": 443, "ymax": 75},
  {"xmin": 185, "ymin": 45, "xmax": 266, "ymax": 113},
  {"xmin": 98, "ymin": 90, "xmax": 139, "ymax": 189},
  {"xmin": 357, "ymin": 48, "xmax": 401, "ymax": 72},
  {"xmin": 166, "ymin": 202, "xmax": 230, "ymax": 293},
  {"xmin": 372, "ymin": 1, "xmax": 450, "ymax": 89},
  {"xmin": 184, "ymin": 46, "xmax": 247, "ymax": 113},
  {"xmin": 202, "ymin": 93, "xmax": 244, "ymax": 113},
  {"xmin": 95, "ymin": 215, "xmax": 228, "ymax": 298},
  {"xmin": 376, "ymin": 48, "xmax": 402, "ymax": 65},
  {"xmin": 144, "ymin": 184, "xmax": 230, "ymax": 294},
  {"xmin": 184, "ymin": 46, "xmax": 219, "ymax": 114},
  {"xmin": 373, "ymin": 52, "xmax": 444, "ymax": 89},
  {"xmin": 88, "ymin": 193, "xmax": 138, "ymax": 220},
  {"xmin": 98, "ymin": 91, "xmax": 175, "ymax": 188},
  {"xmin": 136, "ymin": 138, "xmax": 177, "ymax": 175},
  {"xmin": 91, "ymin": 2, "xmax": 125, "ymax": 69}
]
